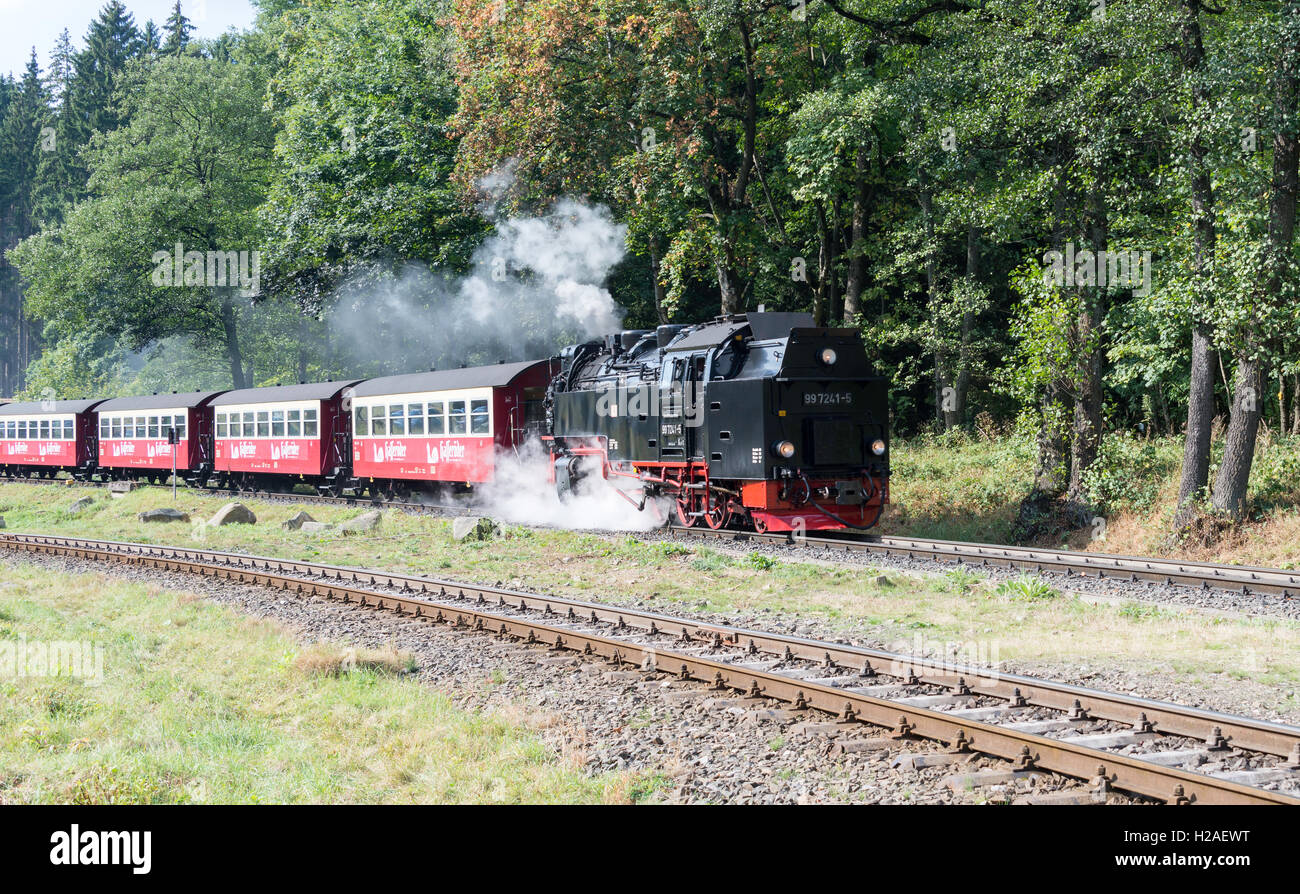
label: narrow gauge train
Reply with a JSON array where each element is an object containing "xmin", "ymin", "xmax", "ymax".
[
  {"xmin": 546, "ymin": 311, "xmax": 890, "ymax": 531},
  {"xmin": 0, "ymin": 313, "xmax": 889, "ymax": 532}
]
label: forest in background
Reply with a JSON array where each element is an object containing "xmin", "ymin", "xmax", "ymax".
[{"xmin": 1, "ymin": 0, "xmax": 1299, "ymax": 541}]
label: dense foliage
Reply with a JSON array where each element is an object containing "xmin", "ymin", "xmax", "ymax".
[{"xmin": 2, "ymin": 0, "xmax": 1299, "ymax": 530}]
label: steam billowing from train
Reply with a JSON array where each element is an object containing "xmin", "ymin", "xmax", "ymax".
[
  {"xmin": 328, "ymin": 164, "xmax": 652, "ymax": 529},
  {"xmin": 327, "ymin": 174, "xmax": 628, "ymax": 375}
]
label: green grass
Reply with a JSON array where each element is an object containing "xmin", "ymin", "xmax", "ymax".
[
  {"xmin": 0, "ymin": 558, "xmax": 635, "ymax": 804},
  {"xmin": 3, "ymin": 481, "xmax": 1300, "ymax": 716}
]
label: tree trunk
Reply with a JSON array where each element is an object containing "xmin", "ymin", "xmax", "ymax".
[
  {"xmin": 946, "ymin": 224, "xmax": 979, "ymax": 430},
  {"xmin": 1212, "ymin": 358, "xmax": 1263, "ymax": 517},
  {"xmin": 1066, "ymin": 187, "xmax": 1108, "ymax": 513},
  {"xmin": 649, "ymin": 239, "xmax": 669, "ymax": 324},
  {"xmin": 1293, "ymin": 372, "xmax": 1300, "ymax": 435},
  {"xmin": 844, "ymin": 146, "xmax": 870, "ymax": 324},
  {"xmin": 1173, "ymin": 0, "xmax": 1221, "ymax": 528},
  {"xmin": 1034, "ymin": 381, "xmax": 1071, "ymax": 495},
  {"xmin": 813, "ymin": 203, "xmax": 835, "ymax": 327},
  {"xmin": 220, "ymin": 295, "xmax": 248, "ymax": 390},
  {"xmin": 918, "ymin": 179, "xmax": 946, "ymax": 430},
  {"xmin": 1211, "ymin": 19, "xmax": 1300, "ymax": 518}
]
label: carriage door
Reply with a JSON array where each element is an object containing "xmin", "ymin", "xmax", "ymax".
[{"xmin": 659, "ymin": 357, "xmax": 687, "ymax": 460}]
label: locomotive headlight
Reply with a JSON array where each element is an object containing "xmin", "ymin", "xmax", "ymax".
[
  {"xmin": 819, "ymin": 347, "xmax": 838, "ymax": 366},
  {"xmin": 774, "ymin": 440, "xmax": 796, "ymax": 459},
  {"xmin": 871, "ymin": 439, "xmax": 887, "ymax": 456}
]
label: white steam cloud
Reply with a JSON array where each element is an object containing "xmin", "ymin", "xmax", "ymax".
[
  {"xmin": 476, "ymin": 440, "xmax": 671, "ymax": 532},
  {"xmin": 328, "ymin": 188, "xmax": 628, "ymax": 373}
]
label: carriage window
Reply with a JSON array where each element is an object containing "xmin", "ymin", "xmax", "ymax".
[
  {"xmin": 407, "ymin": 403, "xmax": 424, "ymax": 436},
  {"xmin": 136, "ymin": 417, "xmax": 147, "ymax": 437},
  {"xmin": 427, "ymin": 402, "xmax": 445, "ymax": 435},
  {"xmin": 242, "ymin": 412, "xmax": 255, "ymax": 438},
  {"xmin": 303, "ymin": 408, "xmax": 318, "ymax": 437},
  {"xmin": 112, "ymin": 418, "xmax": 123, "ymax": 438},
  {"xmin": 63, "ymin": 420, "xmax": 75, "ymax": 439},
  {"xmin": 256, "ymin": 411, "xmax": 270, "ymax": 437},
  {"xmin": 352, "ymin": 406, "xmax": 366, "ymax": 437},
  {"xmin": 39, "ymin": 420, "xmax": 50, "ymax": 439},
  {"xmin": 271, "ymin": 410, "xmax": 285, "ymax": 438},
  {"xmin": 370, "ymin": 406, "xmax": 386, "ymax": 436},
  {"xmin": 288, "ymin": 409, "xmax": 302, "ymax": 437},
  {"xmin": 174, "ymin": 415, "xmax": 187, "ymax": 439},
  {"xmin": 6, "ymin": 420, "xmax": 14, "ymax": 438},
  {"xmin": 148, "ymin": 416, "xmax": 160, "ymax": 439},
  {"xmin": 389, "ymin": 404, "xmax": 405, "ymax": 436},
  {"xmin": 100, "ymin": 418, "xmax": 109, "ymax": 439},
  {"xmin": 449, "ymin": 400, "xmax": 467, "ymax": 434},
  {"xmin": 216, "ymin": 413, "xmax": 227, "ymax": 438},
  {"xmin": 470, "ymin": 400, "xmax": 489, "ymax": 434},
  {"xmin": 18, "ymin": 420, "xmax": 27, "ymax": 439}
]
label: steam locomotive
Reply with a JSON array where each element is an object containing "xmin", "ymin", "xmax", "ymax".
[
  {"xmin": 0, "ymin": 312, "xmax": 889, "ymax": 532},
  {"xmin": 546, "ymin": 312, "xmax": 890, "ymax": 531}
]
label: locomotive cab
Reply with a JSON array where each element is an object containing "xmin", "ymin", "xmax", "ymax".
[{"xmin": 548, "ymin": 311, "xmax": 890, "ymax": 532}]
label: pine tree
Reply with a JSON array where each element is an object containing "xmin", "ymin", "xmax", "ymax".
[
  {"xmin": 162, "ymin": 2, "xmax": 194, "ymax": 56},
  {"xmin": 142, "ymin": 20, "xmax": 161, "ymax": 57},
  {"xmin": 67, "ymin": 1, "xmax": 143, "ymax": 142},
  {"xmin": 34, "ymin": 29, "xmax": 85, "ymax": 227},
  {"xmin": 0, "ymin": 51, "xmax": 52, "ymax": 395},
  {"xmin": 44, "ymin": 29, "xmax": 76, "ymax": 103}
]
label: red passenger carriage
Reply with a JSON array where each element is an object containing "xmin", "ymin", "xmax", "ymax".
[
  {"xmin": 95, "ymin": 391, "xmax": 227, "ymax": 484},
  {"xmin": 348, "ymin": 360, "xmax": 554, "ymax": 497},
  {"xmin": 210, "ymin": 381, "xmax": 360, "ymax": 493},
  {"xmin": 0, "ymin": 399, "xmax": 105, "ymax": 479}
]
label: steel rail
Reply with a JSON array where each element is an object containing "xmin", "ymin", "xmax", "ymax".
[
  {"xmin": 6, "ymin": 475, "xmax": 1299, "ymax": 599},
  {"xmin": 2, "ymin": 532, "xmax": 1297, "ymax": 805},
  {"xmin": 678, "ymin": 526, "xmax": 1300, "ymax": 598},
  {"xmin": 4, "ymin": 531, "xmax": 1299, "ymax": 759}
]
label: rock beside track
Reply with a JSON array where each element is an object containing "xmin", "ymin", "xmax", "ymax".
[
  {"xmin": 300, "ymin": 521, "xmax": 334, "ymax": 533},
  {"xmin": 339, "ymin": 510, "xmax": 382, "ymax": 534},
  {"xmin": 281, "ymin": 510, "xmax": 316, "ymax": 531},
  {"xmin": 452, "ymin": 516, "xmax": 499, "ymax": 542},
  {"xmin": 138, "ymin": 508, "xmax": 189, "ymax": 524},
  {"xmin": 208, "ymin": 503, "xmax": 257, "ymax": 526},
  {"xmin": 68, "ymin": 497, "xmax": 95, "ymax": 515}
]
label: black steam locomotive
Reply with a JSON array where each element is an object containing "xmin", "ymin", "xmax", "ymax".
[{"xmin": 545, "ymin": 311, "xmax": 890, "ymax": 531}]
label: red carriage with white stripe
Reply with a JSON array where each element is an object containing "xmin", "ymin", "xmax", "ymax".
[
  {"xmin": 210, "ymin": 381, "xmax": 360, "ymax": 494},
  {"xmin": 95, "ymin": 391, "xmax": 227, "ymax": 485},
  {"xmin": 0, "ymin": 399, "xmax": 105, "ymax": 479},
  {"xmin": 348, "ymin": 360, "xmax": 554, "ymax": 498}
]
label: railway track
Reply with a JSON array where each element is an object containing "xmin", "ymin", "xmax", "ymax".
[
  {"xmin": 3, "ymin": 531, "xmax": 1298, "ymax": 805},
  {"xmin": 9, "ymin": 473, "xmax": 1300, "ymax": 603},
  {"xmin": 675, "ymin": 525, "xmax": 1300, "ymax": 600}
]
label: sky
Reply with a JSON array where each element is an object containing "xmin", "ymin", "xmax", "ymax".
[{"xmin": 1, "ymin": 0, "xmax": 259, "ymax": 77}]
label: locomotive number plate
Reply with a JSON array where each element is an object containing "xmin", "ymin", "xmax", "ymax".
[{"xmin": 802, "ymin": 391, "xmax": 855, "ymax": 407}]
